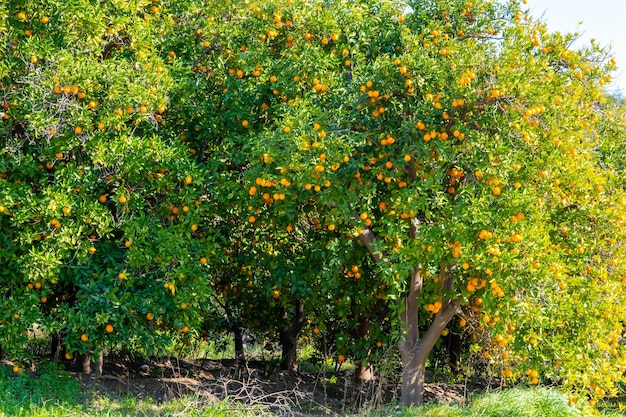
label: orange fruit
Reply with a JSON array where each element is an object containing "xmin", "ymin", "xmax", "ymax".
[
  {"xmin": 124, "ymin": 240, "xmax": 132, "ymax": 248},
  {"xmin": 98, "ymin": 195, "xmax": 107, "ymax": 203},
  {"xmin": 181, "ymin": 326, "xmax": 189, "ymax": 333},
  {"xmin": 272, "ymin": 290, "xmax": 280, "ymax": 299},
  {"xmin": 12, "ymin": 365, "xmax": 21, "ymax": 373},
  {"xmin": 118, "ymin": 195, "xmax": 127, "ymax": 204},
  {"xmin": 337, "ymin": 354, "xmax": 345, "ymax": 363},
  {"xmin": 80, "ymin": 333, "xmax": 88, "ymax": 342},
  {"xmin": 313, "ymin": 327, "xmax": 320, "ymax": 335},
  {"xmin": 146, "ymin": 312, "xmax": 154, "ymax": 321},
  {"xmin": 200, "ymin": 257, "xmax": 207, "ymax": 265},
  {"xmin": 105, "ymin": 324, "xmax": 114, "ymax": 333},
  {"xmin": 184, "ymin": 176, "xmax": 192, "ymax": 185},
  {"xmin": 74, "ymin": 126, "xmax": 83, "ymax": 135}
]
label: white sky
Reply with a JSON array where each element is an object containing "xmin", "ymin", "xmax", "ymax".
[{"xmin": 526, "ymin": 0, "xmax": 626, "ymax": 94}]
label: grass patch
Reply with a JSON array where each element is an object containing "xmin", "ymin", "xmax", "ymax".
[
  {"xmin": 0, "ymin": 363, "xmax": 273, "ymax": 417},
  {"xmin": 360, "ymin": 388, "xmax": 590, "ymax": 417}
]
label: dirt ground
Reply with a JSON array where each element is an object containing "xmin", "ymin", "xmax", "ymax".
[{"xmin": 78, "ymin": 357, "xmax": 489, "ymax": 416}]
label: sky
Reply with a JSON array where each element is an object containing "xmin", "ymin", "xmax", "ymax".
[{"xmin": 526, "ymin": 0, "xmax": 626, "ymax": 93}]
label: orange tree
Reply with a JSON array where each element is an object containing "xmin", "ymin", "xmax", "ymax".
[
  {"xmin": 173, "ymin": 0, "xmax": 626, "ymax": 406},
  {"xmin": 161, "ymin": 0, "xmax": 409, "ymax": 376},
  {"xmin": 0, "ymin": 0, "xmax": 217, "ymax": 367},
  {"xmin": 3, "ymin": 0, "xmax": 626, "ymax": 410}
]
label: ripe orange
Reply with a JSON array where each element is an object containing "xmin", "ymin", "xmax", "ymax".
[
  {"xmin": 191, "ymin": 224, "xmax": 198, "ymax": 232},
  {"xmin": 181, "ymin": 326, "xmax": 189, "ymax": 333},
  {"xmin": 184, "ymin": 176, "xmax": 192, "ymax": 185},
  {"xmin": 98, "ymin": 195, "xmax": 107, "ymax": 203},
  {"xmin": 272, "ymin": 290, "xmax": 280, "ymax": 299},
  {"xmin": 12, "ymin": 365, "xmax": 21, "ymax": 373},
  {"xmin": 74, "ymin": 126, "xmax": 83, "ymax": 135},
  {"xmin": 200, "ymin": 257, "xmax": 207, "ymax": 265},
  {"xmin": 337, "ymin": 354, "xmax": 345, "ymax": 363},
  {"xmin": 313, "ymin": 327, "xmax": 320, "ymax": 335},
  {"xmin": 80, "ymin": 333, "xmax": 88, "ymax": 342},
  {"xmin": 124, "ymin": 240, "xmax": 132, "ymax": 248},
  {"xmin": 146, "ymin": 312, "xmax": 154, "ymax": 321},
  {"xmin": 105, "ymin": 324, "xmax": 114, "ymax": 333}
]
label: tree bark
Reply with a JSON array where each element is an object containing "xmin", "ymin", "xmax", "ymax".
[
  {"xmin": 81, "ymin": 350, "xmax": 103, "ymax": 376},
  {"xmin": 400, "ymin": 266, "xmax": 460, "ymax": 406},
  {"xmin": 279, "ymin": 298, "xmax": 306, "ymax": 371},
  {"xmin": 354, "ymin": 314, "xmax": 374, "ymax": 382},
  {"xmin": 360, "ymin": 219, "xmax": 460, "ymax": 405},
  {"xmin": 234, "ymin": 326, "xmax": 245, "ymax": 362}
]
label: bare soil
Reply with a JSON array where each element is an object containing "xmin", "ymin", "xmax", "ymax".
[{"xmin": 73, "ymin": 357, "xmax": 490, "ymax": 416}]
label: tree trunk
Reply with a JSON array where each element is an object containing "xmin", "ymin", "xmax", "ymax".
[
  {"xmin": 354, "ymin": 314, "xmax": 374, "ymax": 382},
  {"xmin": 50, "ymin": 332, "xmax": 63, "ymax": 360},
  {"xmin": 234, "ymin": 327, "xmax": 245, "ymax": 362},
  {"xmin": 400, "ymin": 266, "xmax": 460, "ymax": 406},
  {"xmin": 279, "ymin": 298, "xmax": 306, "ymax": 371},
  {"xmin": 81, "ymin": 351, "xmax": 103, "ymax": 376},
  {"xmin": 359, "ymin": 218, "xmax": 460, "ymax": 405},
  {"xmin": 355, "ymin": 363, "xmax": 374, "ymax": 381}
]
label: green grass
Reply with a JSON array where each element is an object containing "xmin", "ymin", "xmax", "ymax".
[
  {"xmin": 0, "ymin": 363, "xmax": 273, "ymax": 417},
  {"xmin": 360, "ymin": 388, "xmax": 623, "ymax": 417}
]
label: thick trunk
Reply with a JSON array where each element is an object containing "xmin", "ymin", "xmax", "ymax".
[
  {"xmin": 359, "ymin": 217, "xmax": 460, "ymax": 405},
  {"xmin": 279, "ymin": 298, "xmax": 306, "ymax": 371},
  {"xmin": 401, "ymin": 349, "xmax": 426, "ymax": 406},
  {"xmin": 355, "ymin": 363, "xmax": 374, "ymax": 381},
  {"xmin": 50, "ymin": 332, "xmax": 63, "ymax": 360},
  {"xmin": 400, "ymin": 266, "xmax": 460, "ymax": 405},
  {"xmin": 279, "ymin": 329, "xmax": 299, "ymax": 371},
  {"xmin": 81, "ymin": 351, "xmax": 103, "ymax": 376},
  {"xmin": 354, "ymin": 314, "xmax": 374, "ymax": 382},
  {"xmin": 234, "ymin": 327, "xmax": 245, "ymax": 362}
]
